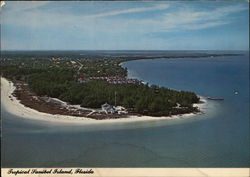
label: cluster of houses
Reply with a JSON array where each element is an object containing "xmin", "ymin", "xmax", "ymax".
[
  {"xmin": 78, "ymin": 76, "xmax": 141, "ymax": 84},
  {"xmin": 106, "ymin": 77, "xmax": 140, "ymax": 84},
  {"xmin": 101, "ymin": 103, "xmax": 128, "ymax": 114}
]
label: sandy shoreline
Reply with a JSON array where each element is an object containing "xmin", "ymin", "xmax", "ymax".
[{"xmin": 1, "ymin": 77, "xmax": 207, "ymax": 125}]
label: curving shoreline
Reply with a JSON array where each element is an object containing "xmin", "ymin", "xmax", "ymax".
[{"xmin": 1, "ymin": 77, "xmax": 207, "ymax": 125}]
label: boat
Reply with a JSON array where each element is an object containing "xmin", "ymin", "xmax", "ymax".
[{"xmin": 207, "ymin": 97, "xmax": 224, "ymax": 101}]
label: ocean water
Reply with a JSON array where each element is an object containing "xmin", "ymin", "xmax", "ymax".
[{"xmin": 1, "ymin": 51, "xmax": 249, "ymax": 167}]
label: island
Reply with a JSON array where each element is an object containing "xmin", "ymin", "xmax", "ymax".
[{"xmin": 1, "ymin": 51, "xmax": 238, "ymax": 120}]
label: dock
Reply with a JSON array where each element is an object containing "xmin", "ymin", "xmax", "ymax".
[{"xmin": 207, "ymin": 97, "xmax": 224, "ymax": 101}]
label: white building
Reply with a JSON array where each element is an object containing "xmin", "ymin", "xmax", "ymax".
[{"xmin": 101, "ymin": 103, "xmax": 116, "ymax": 114}]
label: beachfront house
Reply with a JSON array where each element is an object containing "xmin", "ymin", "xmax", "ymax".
[
  {"xmin": 114, "ymin": 106, "xmax": 128, "ymax": 114},
  {"xmin": 101, "ymin": 103, "xmax": 116, "ymax": 114}
]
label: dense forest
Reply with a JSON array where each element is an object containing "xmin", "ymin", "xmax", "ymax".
[{"xmin": 1, "ymin": 58, "xmax": 200, "ymax": 116}]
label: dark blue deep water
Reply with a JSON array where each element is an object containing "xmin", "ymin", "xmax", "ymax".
[{"xmin": 1, "ymin": 51, "xmax": 249, "ymax": 167}]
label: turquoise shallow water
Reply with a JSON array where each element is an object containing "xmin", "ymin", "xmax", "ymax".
[{"xmin": 1, "ymin": 51, "xmax": 249, "ymax": 167}]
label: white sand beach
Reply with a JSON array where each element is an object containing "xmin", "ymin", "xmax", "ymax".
[{"xmin": 1, "ymin": 77, "xmax": 207, "ymax": 125}]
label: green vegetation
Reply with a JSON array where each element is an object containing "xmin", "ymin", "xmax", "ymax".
[{"xmin": 1, "ymin": 56, "xmax": 199, "ymax": 116}]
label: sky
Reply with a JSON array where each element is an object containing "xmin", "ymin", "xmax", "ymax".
[{"xmin": 1, "ymin": 1, "xmax": 249, "ymax": 51}]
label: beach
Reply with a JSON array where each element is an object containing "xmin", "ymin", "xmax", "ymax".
[{"xmin": 1, "ymin": 77, "xmax": 207, "ymax": 125}]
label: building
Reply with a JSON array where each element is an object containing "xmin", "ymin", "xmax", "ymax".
[
  {"xmin": 114, "ymin": 106, "xmax": 128, "ymax": 114},
  {"xmin": 101, "ymin": 103, "xmax": 116, "ymax": 114},
  {"xmin": 78, "ymin": 77, "xmax": 88, "ymax": 83}
]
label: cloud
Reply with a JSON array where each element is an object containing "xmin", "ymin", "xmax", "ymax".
[
  {"xmin": 85, "ymin": 4, "xmax": 170, "ymax": 18},
  {"xmin": 2, "ymin": 1, "xmax": 50, "ymax": 13},
  {"xmin": 184, "ymin": 21, "xmax": 229, "ymax": 30},
  {"xmin": 2, "ymin": 3, "xmax": 169, "ymax": 28},
  {"xmin": 159, "ymin": 4, "xmax": 248, "ymax": 31}
]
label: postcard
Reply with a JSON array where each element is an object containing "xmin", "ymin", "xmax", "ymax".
[{"xmin": 1, "ymin": 1, "xmax": 249, "ymax": 177}]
